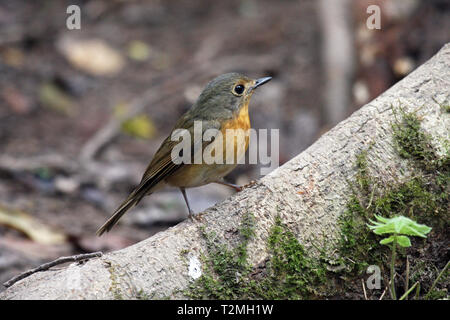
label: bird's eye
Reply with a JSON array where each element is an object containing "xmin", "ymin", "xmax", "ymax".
[{"xmin": 233, "ymin": 84, "xmax": 245, "ymax": 96}]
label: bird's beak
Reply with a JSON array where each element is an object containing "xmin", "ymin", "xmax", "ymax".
[{"xmin": 249, "ymin": 77, "xmax": 272, "ymax": 92}]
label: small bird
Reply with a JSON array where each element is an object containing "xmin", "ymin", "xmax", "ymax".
[{"xmin": 96, "ymin": 73, "xmax": 271, "ymax": 235}]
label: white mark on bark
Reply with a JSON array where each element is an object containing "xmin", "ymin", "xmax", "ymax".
[{"xmin": 188, "ymin": 256, "xmax": 202, "ymax": 279}]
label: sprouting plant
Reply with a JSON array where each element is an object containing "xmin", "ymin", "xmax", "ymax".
[{"xmin": 368, "ymin": 215, "xmax": 432, "ymax": 300}]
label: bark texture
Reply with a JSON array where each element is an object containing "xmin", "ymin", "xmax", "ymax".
[{"xmin": 1, "ymin": 43, "xmax": 449, "ymax": 300}]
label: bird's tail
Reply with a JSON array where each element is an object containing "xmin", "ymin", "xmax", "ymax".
[
  {"xmin": 96, "ymin": 157, "xmax": 181, "ymax": 236},
  {"xmin": 96, "ymin": 189, "xmax": 149, "ymax": 236}
]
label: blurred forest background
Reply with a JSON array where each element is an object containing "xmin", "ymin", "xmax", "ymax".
[{"xmin": 0, "ymin": 0, "xmax": 449, "ymax": 289}]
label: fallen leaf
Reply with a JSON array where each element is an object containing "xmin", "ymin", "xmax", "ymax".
[
  {"xmin": 113, "ymin": 102, "xmax": 156, "ymax": 139},
  {"xmin": 57, "ymin": 37, "xmax": 125, "ymax": 76},
  {"xmin": 127, "ymin": 40, "xmax": 151, "ymax": 61},
  {"xmin": 0, "ymin": 205, "xmax": 67, "ymax": 245},
  {"xmin": 39, "ymin": 83, "xmax": 76, "ymax": 115},
  {"xmin": 121, "ymin": 114, "xmax": 156, "ymax": 139}
]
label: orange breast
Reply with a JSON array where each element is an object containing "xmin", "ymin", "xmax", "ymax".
[
  {"xmin": 220, "ymin": 103, "xmax": 251, "ymax": 163},
  {"xmin": 222, "ymin": 103, "xmax": 251, "ymax": 131}
]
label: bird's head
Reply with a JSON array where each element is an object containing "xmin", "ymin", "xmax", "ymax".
[{"xmin": 195, "ymin": 72, "xmax": 272, "ymax": 114}]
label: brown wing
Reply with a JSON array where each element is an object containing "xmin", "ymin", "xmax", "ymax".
[{"xmin": 96, "ymin": 115, "xmax": 222, "ymax": 235}]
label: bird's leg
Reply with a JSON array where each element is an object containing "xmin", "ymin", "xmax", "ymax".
[
  {"xmin": 214, "ymin": 180, "xmax": 243, "ymax": 192},
  {"xmin": 179, "ymin": 187, "xmax": 194, "ymax": 220}
]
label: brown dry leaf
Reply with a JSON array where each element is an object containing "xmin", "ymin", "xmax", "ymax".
[
  {"xmin": 0, "ymin": 205, "xmax": 67, "ymax": 245},
  {"xmin": 57, "ymin": 37, "xmax": 125, "ymax": 76}
]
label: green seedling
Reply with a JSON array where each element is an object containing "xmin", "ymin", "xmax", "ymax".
[{"xmin": 368, "ymin": 215, "xmax": 431, "ymax": 299}]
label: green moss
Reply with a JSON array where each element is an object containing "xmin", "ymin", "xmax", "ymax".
[
  {"xmin": 135, "ymin": 289, "xmax": 153, "ymax": 300},
  {"xmin": 260, "ymin": 216, "xmax": 327, "ymax": 299},
  {"xmin": 186, "ymin": 212, "xmax": 255, "ymax": 299},
  {"xmin": 375, "ymin": 177, "xmax": 448, "ymax": 228},
  {"xmin": 179, "ymin": 249, "xmax": 190, "ymax": 256},
  {"xmin": 338, "ymin": 193, "xmax": 387, "ymax": 273},
  {"xmin": 337, "ymin": 107, "xmax": 449, "ymax": 290},
  {"xmin": 391, "ymin": 107, "xmax": 449, "ymax": 173},
  {"xmin": 106, "ymin": 261, "xmax": 125, "ymax": 300},
  {"xmin": 187, "ymin": 212, "xmax": 329, "ymax": 299},
  {"xmin": 440, "ymin": 104, "xmax": 450, "ymax": 113},
  {"xmin": 355, "ymin": 149, "xmax": 372, "ymax": 192},
  {"xmin": 391, "ymin": 108, "xmax": 449, "ymax": 228}
]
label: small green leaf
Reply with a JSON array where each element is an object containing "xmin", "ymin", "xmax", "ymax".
[
  {"xmin": 380, "ymin": 236, "xmax": 395, "ymax": 245},
  {"xmin": 395, "ymin": 235, "xmax": 412, "ymax": 247},
  {"xmin": 367, "ymin": 215, "xmax": 431, "ymax": 238},
  {"xmin": 379, "ymin": 235, "xmax": 411, "ymax": 247}
]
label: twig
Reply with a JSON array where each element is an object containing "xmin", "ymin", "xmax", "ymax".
[
  {"xmin": 399, "ymin": 281, "xmax": 419, "ymax": 300},
  {"xmin": 361, "ymin": 278, "xmax": 368, "ymax": 300},
  {"xmin": 379, "ymin": 282, "xmax": 388, "ymax": 300},
  {"xmin": 3, "ymin": 252, "xmax": 102, "ymax": 288},
  {"xmin": 405, "ymin": 255, "xmax": 410, "ymax": 300},
  {"xmin": 379, "ymin": 274, "xmax": 395, "ymax": 300}
]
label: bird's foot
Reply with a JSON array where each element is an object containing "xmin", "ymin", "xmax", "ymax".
[
  {"xmin": 241, "ymin": 180, "xmax": 257, "ymax": 190},
  {"xmin": 215, "ymin": 180, "xmax": 243, "ymax": 192}
]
